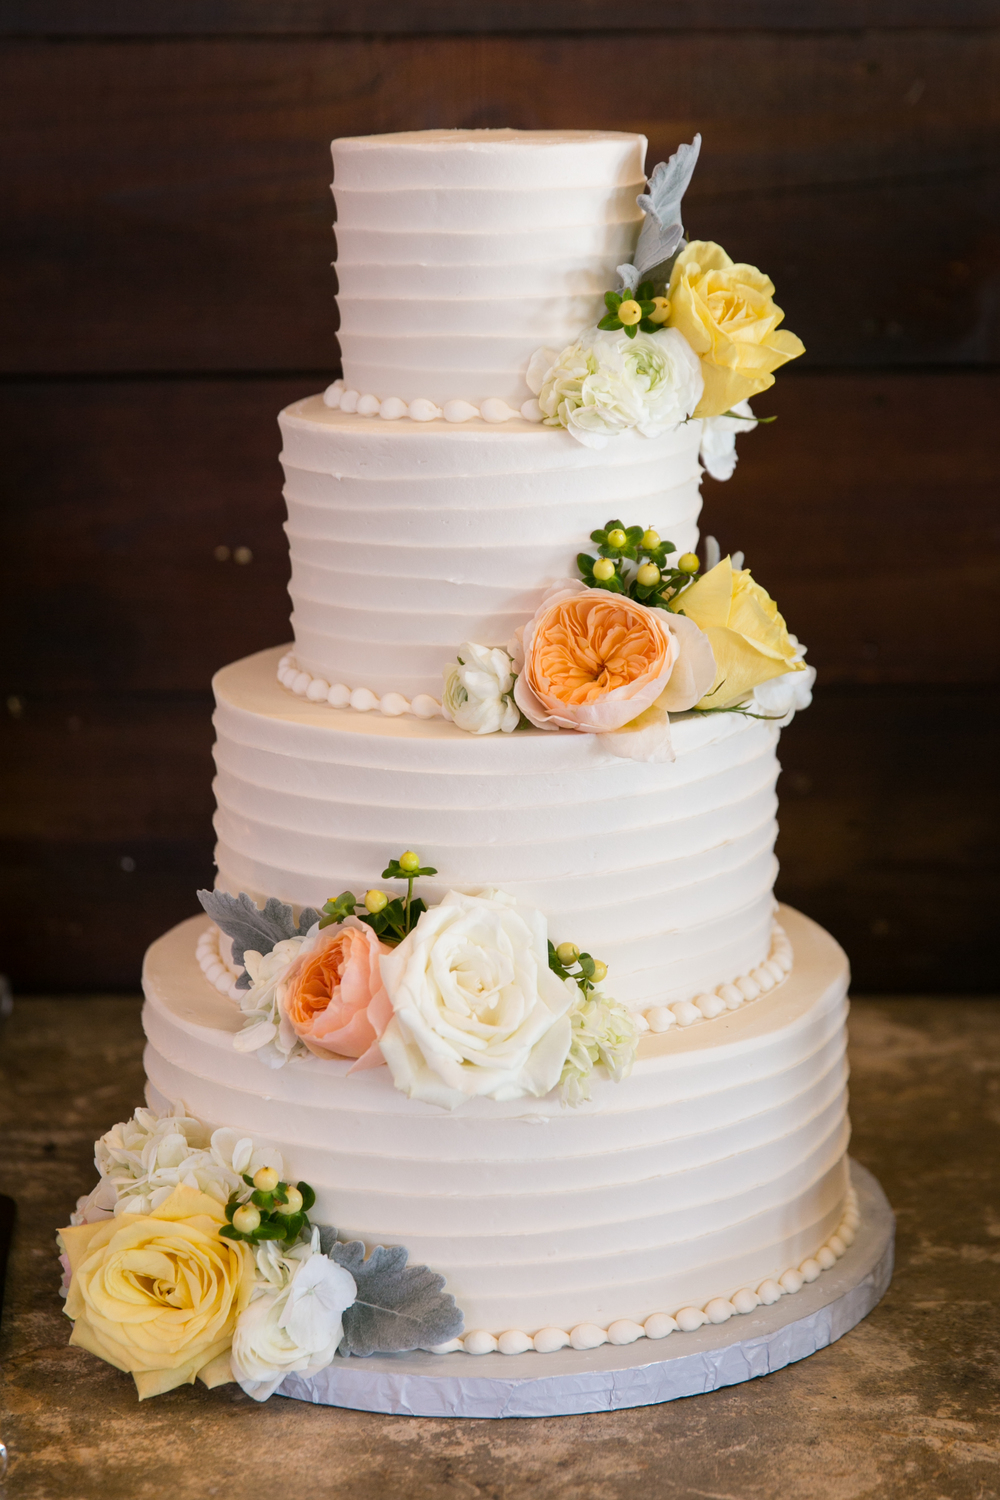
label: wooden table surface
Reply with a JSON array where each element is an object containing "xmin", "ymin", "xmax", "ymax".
[{"xmin": 2, "ymin": 995, "xmax": 999, "ymax": 1500}]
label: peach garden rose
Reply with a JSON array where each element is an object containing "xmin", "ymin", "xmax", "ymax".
[
  {"xmin": 283, "ymin": 922, "xmax": 392, "ymax": 1069},
  {"xmin": 511, "ymin": 581, "xmax": 715, "ymax": 760}
]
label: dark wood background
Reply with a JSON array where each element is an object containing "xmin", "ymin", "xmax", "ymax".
[{"xmin": 2, "ymin": 2, "xmax": 998, "ymax": 994}]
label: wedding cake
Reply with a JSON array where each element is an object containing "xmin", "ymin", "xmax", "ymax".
[{"xmin": 59, "ymin": 129, "xmax": 860, "ymax": 1404}]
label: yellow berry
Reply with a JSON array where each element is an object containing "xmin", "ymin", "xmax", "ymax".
[
  {"xmin": 590, "ymin": 960, "xmax": 608, "ymax": 983},
  {"xmin": 617, "ymin": 299, "xmax": 642, "ymax": 326},
  {"xmin": 232, "ymin": 1204, "xmax": 261, "ymax": 1234},
  {"xmin": 641, "ymin": 529, "xmax": 660, "ymax": 551},
  {"xmin": 253, "ymin": 1166, "xmax": 279, "ymax": 1193},
  {"xmin": 276, "ymin": 1185, "xmax": 303, "ymax": 1215},
  {"xmin": 677, "ymin": 552, "xmax": 700, "ymax": 574},
  {"xmin": 556, "ymin": 941, "xmax": 580, "ymax": 966},
  {"xmin": 649, "ymin": 297, "xmax": 671, "ymax": 324},
  {"xmin": 606, "ymin": 528, "xmax": 627, "ymax": 549},
  {"xmin": 399, "ymin": 850, "xmax": 421, "ymax": 873},
  {"xmin": 365, "ymin": 889, "xmax": 389, "ymax": 913},
  {"xmin": 636, "ymin": 563, "xmax": 660, "ymax": 587},
  {"xmin": 592, "ymin": 557, "xmax": 616, "ymax": 581}
]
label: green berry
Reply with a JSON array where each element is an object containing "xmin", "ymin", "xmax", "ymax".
[
  {"xmin": 678, "ymin": 553, "xmax": 700, "ymax": 574},
  {"xmin": 592, "ymin": 558, "xmax": 616, "ymax": 581},
  {"xmin": 365, "ymin": 889, "xmax": 389, "ymax": 913},
  {"xmin": 556, "ymin": 941, "xmax": 580, "ymax": 966},
  {"xmin": 252, "ymin": 1166, "xmax": 278, "ymax": 1192},
  {"xmin": 399, "ymin": 850, "xmax": 421, "ymax": 873},
  {"xmin": 232, "ymin": 1204, "xmax": 261, "ymax": 1234},
  {"xmin": 590, "ymin": 960, "xmax": 608, "ymax": 983},
  {"xmin": 606, "ymin": 528, "xmax": 627, "ymax": 549},
  {"xmin": 276, "ymin": 1185, "xmax": 303, "ymax": 1215},
  {"xmin": 641, "ymin": 529, "xmax": 661, "ymax": 550},
  {"xmin": 636, "ymin": 563, "xmax": 661, "ymax": 587}
]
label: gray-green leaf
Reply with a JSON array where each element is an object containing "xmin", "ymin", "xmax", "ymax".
[
  {"xmin": 196, "ymin": 889, "xmax": 321, "ymax": 986},
  {"xmin": 634, "ymin": 134, "xmax": 702, "ymax": 281},
  {"xmin": 319, "ymin": 1232, "xmax": 464, "ymax": 1356}
]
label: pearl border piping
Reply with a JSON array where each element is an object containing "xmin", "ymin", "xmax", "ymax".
[
  {"xmin": 430, "ymin": 1185, "xmax": 861, "ymax": 1356},
  {"xmin": 195, "ymin": 924, "xmax": 244, "ymax": 1002},
  {"xmin": 276, "ymin": 652, "xmax": 445, "ymax": 720},
  {"xmin": 640, "ymin": 920, "xmax": 793, "ymax": 1033},
  {"xmin": 322, "ymin": 379, "xmax": 542, "ymax": 426}
]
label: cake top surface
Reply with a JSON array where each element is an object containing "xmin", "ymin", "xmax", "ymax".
[{"xmin": 331, "ymin": 128, "xmax": 647, "ymax": 190}]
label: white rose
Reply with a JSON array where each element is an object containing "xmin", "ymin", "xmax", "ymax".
[
  {"xmin": 231, "ymin": 1232, "xmax": 357, "ymax": 1402},
  {"xmin": 378, "ymin": 890, "xmax": 577, "ymax": 1110},
  {"xmin": 441, "ymin": 642, "xmax": 519, "ymax": 735},
  {"xmin": 527, "ymin": 327, "xmax": 703, "ymax": 449},
  {"xmin": 753, "ymin": 635, "xmax": 816, "ymax": 719},
  {"xmin": 699, "ymin": 399, "xmax": 757, "ymax": 481}
]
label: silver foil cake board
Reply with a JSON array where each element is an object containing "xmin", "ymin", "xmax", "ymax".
[{"xmin": 278, "ymin": 1159, "xmax": 894, "ymax": 1419}]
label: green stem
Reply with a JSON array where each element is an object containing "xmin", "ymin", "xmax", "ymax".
[{"xmin": 405, "ymin": 875, "xmax": 413, "ymax": 934}]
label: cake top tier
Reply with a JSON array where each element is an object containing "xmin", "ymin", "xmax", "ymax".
[
  {"xmin": 331, "ymin": 128, "xmax": 648, "ymax": 408},
  {"xmin": 331, "ymin": 129, "xmax": 647, "ymax": 190}
]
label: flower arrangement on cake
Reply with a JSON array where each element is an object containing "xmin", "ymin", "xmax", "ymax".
[
  {"xmin": 59, "ymin": 1105, "xmax": 464, "ymax": 1401},
  {"xmin": 198, "ymin": 852, "xmax": 640, "ymax": 1111}
]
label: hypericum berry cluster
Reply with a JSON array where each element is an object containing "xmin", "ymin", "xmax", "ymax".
[
  {"xmin": 598, "ymin": 282, "xmax": 671, "ymax": 339},
  {"xmin": 548, "ymin": 940, "xmax": 608, "ymax": 995},
  {"xmin": 578, "ymin": 520, "xmax": 701, "ymax": 612},
  {"xmin": 318, "ymin": 851, "xmax": 438, "ymax": 946},
  {"xmin": 221, "ymin": 1166, "xmax": 317, "ymax": 1246}
]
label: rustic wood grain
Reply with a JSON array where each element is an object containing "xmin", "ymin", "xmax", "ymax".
[
  {"xmin": 2, "ymin": 32, "xmax": 997, "ymax": 371},
  {"xmin": 4, "ymin": 372, "xmax": 997, "ymax": 694},
  {"xmin": 3, "ymin": 0, "xmax": 997, "ymax": 34}
]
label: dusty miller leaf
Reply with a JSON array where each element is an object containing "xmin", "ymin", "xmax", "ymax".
[
  {"xmin": 196, "ymin": 889, "xmax": 321, "ymax": 981},
  {"xmin": 324, "ymin": 1237, "xmax": 464, "ymax": 1356},
  {"xmin": 634, "ymin": 133, "xmax": 702, "ymax": 281}
]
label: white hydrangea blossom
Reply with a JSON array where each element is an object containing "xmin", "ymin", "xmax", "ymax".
[
  {"xmin": 441, "ymin": 642, "xmax": 519, "ymax": 735},
  {"xmin": 71, "ymin": 1101, "xmax": 284, "ymax": 1221},
  {"xmin": 527, "ymin": 327, "xmax": 703, "ymax": 449},
  {"xmin": 699, "ymin": 399, "xmax": 758, "ymax": 481},
  {"xmin": 753, "ymin": 635, "xmax": 817, "ymax": 720},
  {"xmin": 559, "ymin": 991, "xmax": 643, "ymax": 1107},
  {"xmin": 231, "ymin": 1229, "xmax": 357, "ymax": 1402},
  {"xmin": 234, "ymin": 934, "xmax": 312, "ymax": 1068}
]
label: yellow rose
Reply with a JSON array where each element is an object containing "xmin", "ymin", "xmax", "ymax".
[
  {"xmin": 667, "ymin": 242, "xmax": 805, "ymax": 418},
  {"xmin": 671, "ymin": 557, "xmax": 804, "ymax": 708},
  {"xmin": 59, "ymin": 1184, "xmax": 254, "ymax": 1400}
]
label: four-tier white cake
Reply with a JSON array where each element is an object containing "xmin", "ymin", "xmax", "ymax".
[{"xmin": 136, "ymin": 129, "xmax": 857, "ymax": 1364}]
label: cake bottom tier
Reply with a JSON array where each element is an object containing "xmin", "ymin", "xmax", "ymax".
[{"xmin": 141, "ymin": 905, "xmax": 852, "ymax": 1340}]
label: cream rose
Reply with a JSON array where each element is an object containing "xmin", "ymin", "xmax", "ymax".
[
  {"xmin": 671, "ymin": 556, "xmax": 803, "ymax": 707},
  {"xmin": 59, "ymin": 1184, "xmax": 254, "ymax": 1399},
  {"xmin": 668, "ymin": 242, "xmax": 805, "ymax": 418},
  {"xmin": 377, "ymin": 890, "xmax": 577, "ymax": 1110},
  {"xmin": 510, "ymin": 581, "xmax": 715, "ymax": 761}
]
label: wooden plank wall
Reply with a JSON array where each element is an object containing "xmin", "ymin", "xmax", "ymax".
[{"xmin": 2, "ymin": 3, "xmax": 998, "ymax": 993}]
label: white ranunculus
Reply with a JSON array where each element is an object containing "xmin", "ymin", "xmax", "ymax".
[
  {"xmin": 378, "ymin": 890, "xmax": 577, "ymax": 1110},
  {"xmin": 441, "ymin": 642, "xmax": 519, "ymax": 735},
  {"xmin": 231, "ymin": 1230, "xmax": 357, "ymax": 1402},
  {"xmin": 753, "ymin": 635, "xmax": 816, "ymax": 719},
  {"xmin": 234, "ymin": 934, "xmax": 312, "ymax": 1067},
  {"xmin": 526, "ymin": 327, "xmax": 703, "ymax": 449},
  {"xmin": 699, "ymin": 399, "xmax": 757, "ymax": 481},
  {"xmin": 83, "ymin": 1103, "xmax": 284, "ymax": 1218}
]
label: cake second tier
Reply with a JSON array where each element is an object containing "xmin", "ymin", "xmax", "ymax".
[{"xmin": 279, "ymin": 398, "xmax": 704, "ymax": 701}]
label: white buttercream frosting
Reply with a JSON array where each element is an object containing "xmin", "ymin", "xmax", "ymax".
[
  {"xmin": 211, "ymin": 648, "xmax": 780, "ymax": 1012},
  {"xmin": 331, "ymin": 130, "xmax": 647, "ymax": 407},
  {"xmin": 142, "ymin": 904, "xmax": 852, "ymax": 1339},
  {"xmin": 279, "ymin": 397, "xmax": 704, "ymax": 700}
]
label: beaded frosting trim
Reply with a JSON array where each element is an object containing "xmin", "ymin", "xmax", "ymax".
[
  {"xmin": 322, "ymin": 379, "xmax": 542, "ymax": 426},
  {"xmin": 276, "ymin": 652, "xmax": 445, "ymax": 720},
  {"xmin": 195, "ymin": 924, "xmax": 244, "ymax": 1001},
  {"xmin": 640, "ymin": 920, "xmax": 793, "ymax": 1033},
  {"xmin": 430, "ymin": 1185, "xmax": 861, "ymax": 1356}
]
